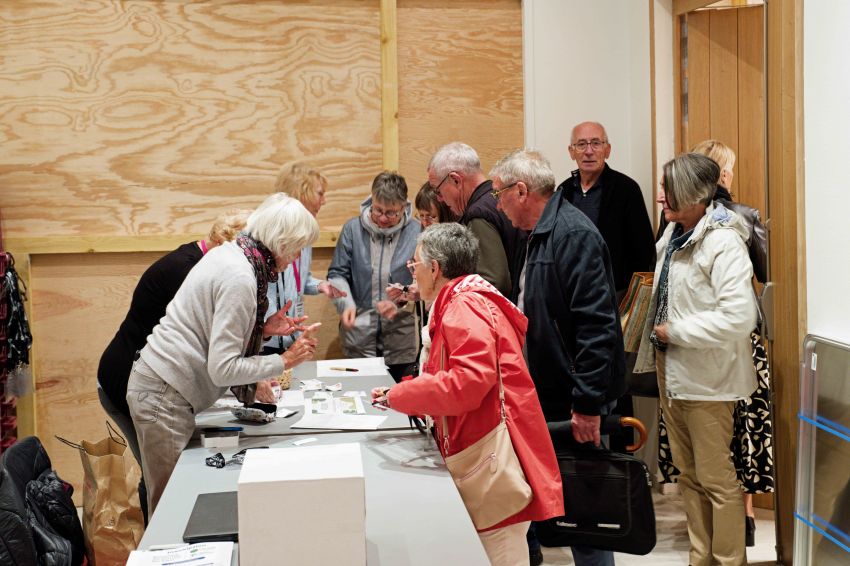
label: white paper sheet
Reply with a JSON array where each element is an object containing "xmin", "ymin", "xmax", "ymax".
[
  {"xmin": 127, "ymin": 542, "xmax": 233, "ymax": 565},
  {"xmin": 316, "ymin": 357, "xmax": 387, "ymax": 378},
  {"xmin": 299, "ymin": 379, "xmax": 324, "ymax": 391},
  {"xmin": 277, "ymin": 390, "xmax": 305, "ymax": 407},
  {"xmin": 291, "ymin": 413, "xmax": 387, "ymax": 430}
]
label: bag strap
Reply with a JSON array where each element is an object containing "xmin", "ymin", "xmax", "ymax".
[
  {"xmin": 441, "ymin": 294, "xmax": 506, "ymax": 454},
  {"xmin": 55, "ymin": 435, "xmax": 83, "ymax": 451},
  {"xmin": 106, "ymin": 420, "xmax": 128, "ymax": 446}
]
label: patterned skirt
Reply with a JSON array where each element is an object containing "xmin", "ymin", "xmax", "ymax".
[{"xmin": 657, "ymin": 329, "xmax": 775, "ymax": 493}]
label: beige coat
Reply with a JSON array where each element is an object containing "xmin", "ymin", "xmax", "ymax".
[{"xmin": 634, "ymin": 202, "xmax": 757, "ymax": 401}]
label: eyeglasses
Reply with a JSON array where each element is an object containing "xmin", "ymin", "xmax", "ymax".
[
  {"xmin": 370, "ymin": 205, "xmax": 403, "ymax": 220},
  {"xmin": 490, "ymin": 181, "xmax": 519, "ymax": 201},
  {"xmin": 430, "ymin": 172, "xmax": 452, "ymax": 195},
  {"xmin": 417, "ymin": 213, "xmax": 437, "ymax": 223},
  {"xmin": 406, "ymin": 259, "xmax": 423, "ymax": 275},
  {"xmin": 570, "ymin": 139, "xmax": 608, "ymax": 152}
]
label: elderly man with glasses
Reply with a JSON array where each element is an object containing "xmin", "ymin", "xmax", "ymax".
[
  {"xmin": 426, "ymin": 141, "xmax": 526, "ymax": 298},
  {"xmin": 327, "ymin": 171, "xmax": 421, "ymax": 381}
]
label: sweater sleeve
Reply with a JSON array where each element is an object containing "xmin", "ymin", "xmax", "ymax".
[
  {"xmin": 206, "ymin": 274, "xmax": 284, "ymax": 386},
  {"xmin": 327, "ymin": 222, "xmax": 357, "ymax": 313},
  {"xmin": 467, "ymin": 218, "xmax": 511, "ymax": 296},
  {"xmin": 388, "ymin": 295, "xmax": 498, "ymax": 417}
]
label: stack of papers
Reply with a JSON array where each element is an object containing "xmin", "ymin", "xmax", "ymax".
[{"xmin": 127, "ymin": 542, "xmax": 232, "ymax": 565}]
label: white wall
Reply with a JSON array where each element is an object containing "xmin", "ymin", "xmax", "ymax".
[
  {"xmin": 803, "ymin": 3, "xmax": 850, "ymax": 344},
  {"xmin": 523, "ymin": 0, "xmax": 654, "ymax": 213}
]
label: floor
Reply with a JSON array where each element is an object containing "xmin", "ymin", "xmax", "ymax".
[{"xmin": 540, "ymin": 492, "xmax": 778, "ymax": 565}]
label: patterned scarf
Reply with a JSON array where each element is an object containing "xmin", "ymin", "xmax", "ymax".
[{"xmin": 230, "ymin": 234, "xmax": 278, "ymax": 404}]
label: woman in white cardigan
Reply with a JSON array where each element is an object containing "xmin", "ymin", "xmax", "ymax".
[{"xmin": 634, "ymin": 153, "xmax": 757, "ymax": 566}]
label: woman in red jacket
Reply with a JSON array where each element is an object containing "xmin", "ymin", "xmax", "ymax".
[{"xmin": 372, "ymin": 222, "xmax": 563, "ymax": 566}]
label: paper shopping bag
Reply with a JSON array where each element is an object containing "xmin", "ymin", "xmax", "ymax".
[{"xmin": 57, "ymin": 422, "xmax": 144, "ymax": 565}]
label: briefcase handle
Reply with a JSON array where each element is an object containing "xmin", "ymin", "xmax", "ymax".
[{"xmin": 547, "ymin": 415, "xmax": 648, "ymax": 453}]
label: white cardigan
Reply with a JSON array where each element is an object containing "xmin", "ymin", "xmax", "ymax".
[{"xmin": 634, "ymin": 203, "xmax": 757, "ymax": 401}]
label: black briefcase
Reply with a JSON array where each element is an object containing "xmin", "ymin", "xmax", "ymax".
[{"xmin": 536, "ymin": 418, "xmax": 657, "ymax": 555}]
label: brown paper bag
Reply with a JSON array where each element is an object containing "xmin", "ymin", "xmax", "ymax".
[{"xmin": 57, "ymin": 422, "xmax": 144, "ymax": 565}]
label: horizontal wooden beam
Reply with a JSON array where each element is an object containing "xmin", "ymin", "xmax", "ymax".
[
  {"xmin": 4, "ymin": 231, "xmax": 341, "ymax": 256},
  {"xmin": 674, "ymin": 0, "xmax": 717, "ymax": 16}
]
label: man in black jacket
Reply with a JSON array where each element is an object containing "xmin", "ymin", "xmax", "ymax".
[
  {"xmin": 492, "ymin": 149, "xmax": 625, "ymax": 566},
  {"xmin": 559, "ymin": 122, "xmax": 655, "ymax": 296},
  {"xmin": 427, "ymin": 141, "xmax": 525, "ymax": 297}
]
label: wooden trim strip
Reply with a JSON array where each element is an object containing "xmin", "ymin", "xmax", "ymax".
[
  {"xmin": 4, "ymin": 231, "xmax": 341, "ymax": 256},
  {"xmin": 673, "ymin": 0, "xmax": 716, "ymax": 16},
  {"xmin": 380, "ymin": 0, "xmax": 399, "ymax": 171}
]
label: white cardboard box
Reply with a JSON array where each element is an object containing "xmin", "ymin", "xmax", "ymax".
[{"xmin": 237, "ymin": 443, "xmax": 366, "ymax": 566}]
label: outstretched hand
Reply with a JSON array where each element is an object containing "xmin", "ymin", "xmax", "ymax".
[
  {"xmin": 263, "ymin": 300, "xmax": 308, "ymax": 336},
  {"xmin": 318, "ymin": 281, "xmax": 347, "ymax": 299}
]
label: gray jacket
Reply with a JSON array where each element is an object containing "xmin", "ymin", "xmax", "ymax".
[{"xmin": 327, "ymin": 198, "xmax": 421, "ymax": 365}]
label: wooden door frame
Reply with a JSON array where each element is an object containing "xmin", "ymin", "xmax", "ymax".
[{"xmin": 670, "ymin": 0, "xmax": 804, "ymax": 564}]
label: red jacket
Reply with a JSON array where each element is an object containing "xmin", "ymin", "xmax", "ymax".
[{"xmin": 388, "ymin": 275, "xmax": 564, "ymax": 531}]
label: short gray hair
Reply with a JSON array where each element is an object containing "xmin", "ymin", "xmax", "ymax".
[
  {"xmin": 371, "ymin": 170, "xmax": 408, "ymax": 205},
  {"xmin": 418, "ymin": 223, "xmax": 479, "ymax": 280},
  {"xmin": 489, "ymin": 149, "xmax": 556, "ymax": 196},
  {"xmin": 427, "ymin": 142, "xmax": 482, "ymax": 176},
  {"xmin": 246, "ymin": 193, "xmax": 319, "ymax": 260},
  {"xmin": 662, "ymin": 153, "xmax": 720, "ymax": 212}
]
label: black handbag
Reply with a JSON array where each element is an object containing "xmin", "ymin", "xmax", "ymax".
[{"xmin": 536, "ymin": 418, "xmax": 657, "ymax": 555}]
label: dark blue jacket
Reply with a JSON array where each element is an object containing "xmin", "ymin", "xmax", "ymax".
[{"xmin": 523, "ymin": 189, "xmax": 626, "ymax": 419}]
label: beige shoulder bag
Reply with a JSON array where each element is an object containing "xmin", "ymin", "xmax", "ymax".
[{"xmin": 442, "ymin": 296, "xmax": 533, "ymax": 530}]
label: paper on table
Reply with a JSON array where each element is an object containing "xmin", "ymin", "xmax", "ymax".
[
  {"xmin": 278, "ymin": 390, "xmax": 305, "ymax": 407},
  {"xmin": 127, "ymin": 542, "xmax": 233, "ymax": 565},
  {"xmin": 316, "ymin": 357, "xmax": 387, "ymax": 378},
  {"xmin": 300, "ymin": 379, "xmax": 323, "ymax": 391},
  {"xmin": 291, "ymin": 413, "xmax": 387, "ymax": 430}
]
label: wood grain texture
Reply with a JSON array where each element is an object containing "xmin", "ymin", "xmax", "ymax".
[
  {"xmin": 396, "ymin": 0, "xmax": 523, "ymax": 185},
  {"xmin": 0, "ymin": 0, "xmax": 382, "ymax": 237},
  {"xmin": 766, "ymin": 0, "xmax": 805, "ymax": 561},
  {"xmin": 735, "ymin": 6, "xmax": 765, "ymax": 214},
  {"xmin": 685, "ymin": 11, "xmax": 711, "ymax": 147},
  {"xmin": 708, "ymin": 8, "xmax": 738, "ymax": 157},
  {"xmin": 380, "ymin": 0, "xmax": 400, "ymax": 171}
]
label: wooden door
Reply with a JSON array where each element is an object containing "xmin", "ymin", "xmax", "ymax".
[{"xmin": 680, "ymin": 6, "xmax": 765, "ymax": 217}]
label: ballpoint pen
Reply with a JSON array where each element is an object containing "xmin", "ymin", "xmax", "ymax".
[{"xmin": 329, "ymin": 367, "xmax": 359, "ymax": 372}]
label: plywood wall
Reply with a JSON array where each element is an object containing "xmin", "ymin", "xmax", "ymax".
[{"xmin": 1, "ymin": 0, "xmax": 523, "ymax": 503}]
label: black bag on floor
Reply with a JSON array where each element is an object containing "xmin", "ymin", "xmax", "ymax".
[{"xmin": 537, "ymin": 419, "xmax": 657, "ymax": 555}]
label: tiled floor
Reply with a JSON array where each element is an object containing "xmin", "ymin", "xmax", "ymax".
[{"xmin": 540, "ymin": 492, "xmax": 777, "ymax": 565}]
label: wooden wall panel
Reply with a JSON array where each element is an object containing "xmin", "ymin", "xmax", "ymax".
[
  {"xmin": 396, "ymin": 0, "xmax": 523, "ymax": 186},
  {"xmin": 0, "ymin": 0, "xmax": 382, "ymax": 237},
  {"xmin": 31, "ymin": 252, "xmax": 162, "ymax": 503},
  {"xmin": 708, "ymin": 9, "xmax": 738, "ymax": 159},
  {"xmin": 685, "ymin": 11, "xmax": 711, "ymax": 147},
  {"xmin": 736, "ymin": 6, "xmax": 765, "ymax": 213}
]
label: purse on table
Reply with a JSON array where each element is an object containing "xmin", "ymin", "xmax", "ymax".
[{"xmin": 441, "ymin": 298, "xmax": 532, "ymax": 531}]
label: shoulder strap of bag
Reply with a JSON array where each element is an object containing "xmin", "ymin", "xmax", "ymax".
[{"xmin": 441, "ymin": 294, "xmax": 506, "ymax": 454}]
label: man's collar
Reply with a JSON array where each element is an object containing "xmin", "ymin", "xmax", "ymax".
[
  {"xmin": 459, "ymin": 180, "xmax": 493, "ymax": 219},
  {"xmin": 571, "ymin": 163, "xmax": 610, "ymax": 191}
]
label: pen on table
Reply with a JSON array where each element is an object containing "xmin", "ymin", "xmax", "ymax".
[{"xmin": 329, "ymin": 367, "xmax": 359, "ymax": 372}]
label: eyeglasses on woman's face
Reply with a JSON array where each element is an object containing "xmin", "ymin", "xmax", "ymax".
[
  {"xmin": 406, "ymin": 259, "xmax": 423, "ymax": 275},
  {"xmin": 370, "ymin": 204, "xmax": 403, "ymax": 220}
]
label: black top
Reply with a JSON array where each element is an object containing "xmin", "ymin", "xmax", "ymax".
[
  {"xmin": 558, "ymin": 165, "xmax": 655, "ymax": 293},
  {"xmin": 97, "ymin": 242, "xmax": 203, "ymax": 417},
  {"xmin": 569, "ymin": 183, "xmax": 603, "ymax": 225}
]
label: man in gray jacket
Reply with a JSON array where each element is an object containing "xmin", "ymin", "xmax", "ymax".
[{"xmin": 327, "ymin": 171, "xmax": 420, "ymax": 381}]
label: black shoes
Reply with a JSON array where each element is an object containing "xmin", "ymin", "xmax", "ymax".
[
  {"xmin": 529, "ymin": 547, "xmax": 544, "ymax": 566},
  {"xmin": 745, "ymin": 516, "xmax": 756, "ymax": 547}
]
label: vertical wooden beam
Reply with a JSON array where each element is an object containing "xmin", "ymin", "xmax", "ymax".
[
  {"xmin": 380, "ymin": 0, "xmax": 399, "ymax": 172},
  {"xmin": 673, "ymin": 13, "xmax": 683, "ymax": 153},
  {"xmin": 766, "ymin": 0, "xmax": 805, "ymax": 562},
  {"xmin": 649, "ymin": 0, "xmax": 658, "ymax": 232},
  {"xmin": 14, "ymin": 253, "xmax": 36, "ymax": 438}
]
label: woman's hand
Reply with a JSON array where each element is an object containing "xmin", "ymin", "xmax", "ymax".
[
  {"xmin": 282, "ymin": 332, "xmax": 318, "ymax": 368},
  {"xmin": 376, "ymin": 300, "xmax": 399, "ymax": 321},
  {"xmin": 341, "ymin": 307, "xmax": 357, "ymax": 329},
  {"xmin": 386, "ymin": 282, "xmax": 420, "ymax": 304},
  {"xmin": 255, "ymin": 380, "xmax": 277, "ymax": 403},
  {"xmin": 653, "ymin": 322, "xmax": 670, "ymax": 343},
  {"xmin": 264, "ymin": 300, "xmax": 308, "ymax": 336},
  {"xmin": 371, "ymin": 386, "xmax": 391, "ymax": 409},
  {"xmin": 318, "ymin": 281, "xmax": 347, "ymax": 299}
]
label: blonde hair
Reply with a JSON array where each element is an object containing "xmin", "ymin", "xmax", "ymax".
[
  {"xmin": 274, "ymin": 163, "xmax": 328, "ymax": 204},
  {"xmin": 691, "ymin": 139, "xmax": 736, "ymax": 172},
  {"xmin": 246, "ymin": 193, "xmax": 319, "ymax": 260},
  {"xmin": 207, "ymin": 209, "xmax": 250, "ymax": 246}
]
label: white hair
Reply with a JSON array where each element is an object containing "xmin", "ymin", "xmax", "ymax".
[
  {"xmin": 245, "ymin": 193, "xmax": 319, "ymax": 260},
  {"xmin": 489, "ymin": 149, "xmax": 556, "ymax": 196},
  {"xmin": 427, "ymin": 142, "xmax": 482, "ymax": 176}
]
